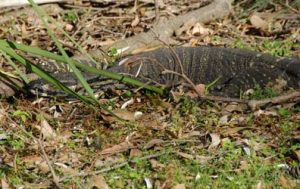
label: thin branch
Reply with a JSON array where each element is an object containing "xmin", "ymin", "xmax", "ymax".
[
  {"xmin": 154, "ymin": 0, "xmax": 160, "ymax": 22},
  {"xmin": 36, "ymin": 139, "xmax": 61, "ymax": 187},
  {"xmin": 6, "ymin": 117, "xmax": 62, "ymax": 188},
  {"xmin": 150, "ymin": 30, "xmax": 207, "ymax": 97},
  {"xmin": 198, "ymin": 95, "xmax": 247, "ymax": 104},
  {"xmin": 282, "ymin": 0, "xmax": 299, "ymax": 13},
  {"xmin": 151, "ymin": 30, "xmax": 185, "ymax": 74},
  {"xmin": 198, "ymin": 90, "xmax": 300, "ymax": 110},
  {"xmin": 162, "ymin": 70, "xmax": 204, "ymax": 96},
  {"xmin": 59, "ymin": 151, "xmax": 170, "ymax": 181},
  {"xmin": 248, "ymin": 90, "xmax": 300, "ymax": 110}
]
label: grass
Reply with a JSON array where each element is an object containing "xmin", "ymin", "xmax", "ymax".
[
  {"xmin": 0, "ymin": 1, "xmax": 299, "ymax": 188},
  {"xmin": 249, "ymin": 85, "xmax": 278, "ymax": 100},
  {"xmin": 0, "ymin": 0, "xmax": 164, "ymax": 106},
  {"xmin": 1, "ymin": 92, "xmax": 299, "ymax": 188},
  {"xmin": 98, "ymin": 145, "xmax": 290, "ymax": 188},
  {"xmin": 61, "ymin": 10, "xmax": 78, "ymax": 24},
  {"xmin": 262, "ymin": 39, "xmax": 294, "ymax": 57}
]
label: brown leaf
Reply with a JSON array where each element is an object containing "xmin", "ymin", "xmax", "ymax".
[
  {"xmin": 87, "ymin": 175, "xmax": 109, "ymax": 189},
  {"xmin": 22, "ymin": 155, "xmax": 43, "ymax": 165},
  {"xmin": 224, "ymin": 103, "xmax": 247, "ymax": 113},
  {"xmin": 181, "ymin": 131, "xmax": 202, "ymax": 139},
  {"xmin": 254, "ymin": 110, "xmax": 278, "ymax": 117},
  {"xmin": 173, "ymin": 183, "xmax": 186, "ymax": 189},
  {"xmin": 176, "ymin": 151, "xmax": 194, "ymax": 160},
  {"xmin": 143, "ymin": 139, "xmax": 164, "ymax": 149},
  {"xmin": 98, "ymin": 38, "xmax": 115, "ymax": 46},
  {"xmin": 195, "ymin": 84, "xmax": 205, "ymax": 96},
  {"xmin": 239, "ymin": 160, "xmax": 249, "ymax": 171},
  {"xmin": 293, "ymin": 150, "xmax": 300, "ymax": 161},
  {"xmin": 208, "ymin": 133, "xmax": 220, "ymax": 149},
  {"xmin": 250, "ymin": 13, "xmax": 268, "ymax": 31},
  {"xmin": 102, "ymin": 109, "xmax": 138, "ymax": 122},
  {"xmin": 0, "ymin": 77, "xmax": 23, "ymax": 97},
  {"xmin": 279, "ymin": 175, "xmax": 297, "ymax": 189},
  {"xmin": 191, "ymin": 23, "xmax": 213, "ymax": 36},
  {"xmin": 131, "ymin": 15, "xmax": 140, "ymax": 27},
  {"xmin": 114, "ymin": 109, "xmax": 136, "ymax": 121},
  {"xmin": 109, "ymin": 109, "xmax": 143, "ymax": 121},
  {"xmin": 230, "ymin": 116, "xmax": 247, "ymax": 125},
  {"xmin": 0, "ymin": 108, "xmax": 7, "ymax": 124},
  {"xmin": 36, "ymin": 119, "xmax": 57, "ymax": 140},
  {"xmin": 21, "ymin": 22, "xmax": 29, "ymax": 35},
  {"xmin": 65, "ymin": 24, "xmax": 74, "ymax": 32},
  {"xmin": 219, "ymin": 115, "xmax": 229, "ymax": 125},
  {"xmin": 130, "ymin": 148, "xmax": 142, "ymax": 158},
  {"xmin": 195, "ymin": 155, "xmax": 212, "ymax": 164},
  {"xmin": 55, "ymin": 162, "xmax": 77, "ymax": 175},
  {"xmin": 255, "ymin": 181, "xmax": 263, "ymax": 189},
  {"xmin": 150, "ymin": 159, "xmax": 165, "ymax": 171},
  {"xmin": 37, "ymin": 161, "xmax": 50, "ymax": 174},
  {"xmin": 266, "ymin": 78, "xmax": 287, "ymax": 93},
  {"xmin": 1, "ymin": 178, "xmax": 12, "ymax": 189},
  {"xmin": 221, "ymin": 127, "xmax": 252, "ymax": 136},
  {"xmin": 100, "ymin": 141, "xmax": 134, "ymax": 156}
]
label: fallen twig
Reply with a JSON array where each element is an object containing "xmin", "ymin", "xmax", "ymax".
[
  {"xmin": 248, "ymin": 90, "xmax": 300, "ymax": 110},
  {"xmin": 36, "ymin": 138, "xmax": 61, "ymax": 188},
  {"xmin": 162, "ymin": 69, "xmax": 204, "ymax": 96},
  {"xmin": 6, "ymin": 116, "xmax": 62, "ymax": 188},
  {"xmin": 154, "ymin": 0, "xmax": 159, "ymax": 22},
  {"xmin": 197, "ymin": 90, "xmax": 300, "ymax": 110},
  {"xmin": 59, "ymin": 151, "xmax": 171, "ymax": 182},
  {"xmin": 152, "ymin": 33, "xmax": 206, "ymax": 96},
  {"xmin": 198, "ymin": 95, "xmax": 247, "ymax": 104}
]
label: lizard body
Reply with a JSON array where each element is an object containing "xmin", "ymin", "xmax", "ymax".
[{"xmin": 28, "ymin": 47, "xmax": 300, "ymax": 97}]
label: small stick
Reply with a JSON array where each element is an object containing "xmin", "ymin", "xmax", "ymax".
[
  {"xmin": 248, "ymin": 90, "xmax": 300, "ymax": 110},
  {"xmin": 36, "ymin": 138, "xmax": 61, "ymax": 188},
  {"xmin": 6, "ymin": 116, "xmax": 62, "ymax": 188},
  {"xmin": 197, "ymin": 91, "xmax": 300, "ymax": 110},
  {"xmin": 59, "ymin": 151, "xmax": 170, "ymax": 181},
  {"xmin": 162, "ymin": 69, "xmax": 204, "ymax": 96},
  {"xmin": 154, "ymin": 0, "xmax": 160, "ymax": 22}
]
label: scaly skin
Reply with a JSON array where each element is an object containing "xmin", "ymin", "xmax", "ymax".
[{"xmin": 29, "ymin": 47, "xmax": 300, "ymax": 97}]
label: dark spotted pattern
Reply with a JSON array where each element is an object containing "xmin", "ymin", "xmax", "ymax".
[{"xmin": 29, "ymin": 47, "xmax": 300, "ymax": 97}]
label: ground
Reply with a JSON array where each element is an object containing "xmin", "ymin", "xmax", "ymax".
[{"xmin": 0, "ymin": 0, "xmax": 300, "ymax": 188}]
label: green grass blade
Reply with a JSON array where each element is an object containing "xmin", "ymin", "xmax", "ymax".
[
  {"xmin": 0, "ymin": 43, "xmax": 94, "ymax": 104},
  {"xmin": 47, "ymin": 16, "xmax": 101, "ymax": 67},
  {"xmin": 0, "ymin": 50, "xmax": 29, "ymax": 83},
  {"xmin": 27, "ymin": 0, "xmax": 97, "ymax": 102},
  {"xmin": 0, "ymin": 43, "xmax": 124, "ymax": 119},
  {"xmin": 0, "ymin": 40, "xmax": 165, "ymax": 95}
]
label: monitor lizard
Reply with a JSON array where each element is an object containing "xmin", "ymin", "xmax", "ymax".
[{"xmin": 28, "ymin": 46, "xmax": 300, "ymax": 98}]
